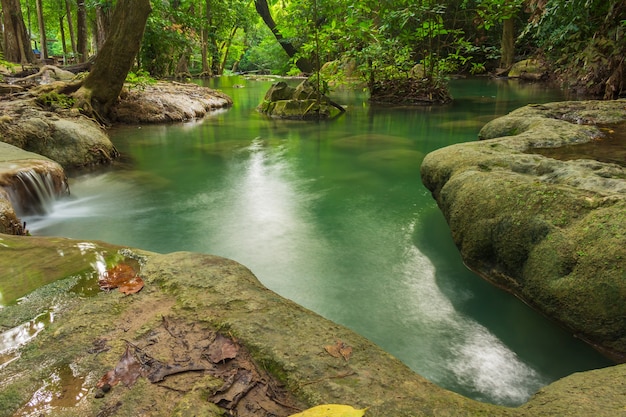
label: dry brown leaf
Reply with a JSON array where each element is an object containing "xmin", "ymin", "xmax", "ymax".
[
  {"xmin": 96, "ymin": 345, "xmax": 143, "ymax": 389},
  {"xmin": 324, "ymin": 340, "xmax": 352, "ymax": 361},
  {"xmin": 207, "ymin": 333, "xmax": 240, "ymax": 363}
]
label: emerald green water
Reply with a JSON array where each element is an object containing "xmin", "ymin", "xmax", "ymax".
[{"xmin": 26, "ymin": 76, "xmax": 612, "ymax": 406}]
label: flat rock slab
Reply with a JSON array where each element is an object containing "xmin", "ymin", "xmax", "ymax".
[
  {"xmin": 111, "ymin": 81, "xmax": 233, "ymax": 123},
  {"xmin": 1, "ymin": 234, "xmax": 625, "ymax": 416},
  {"xmin": 421, "ymin": 99, "xmax": 626, "ymax": 360}
]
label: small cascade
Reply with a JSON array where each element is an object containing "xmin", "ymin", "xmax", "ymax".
[{"xmin": 7, "ymin": 169, "xmax": 69, "ymax": 216}]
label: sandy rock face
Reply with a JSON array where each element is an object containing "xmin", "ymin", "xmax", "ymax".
[
  {"xmin": 110, "ymin": 81, "xmax": 233, "ymax": 123},
  {"xmin": 421, "ymin": 100, "xmax": 626, "ymax": 361}
]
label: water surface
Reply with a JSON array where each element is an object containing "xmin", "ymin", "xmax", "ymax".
[{"xmin": 25, "ymin": 76, "xmax": 612, "ymax": 406}]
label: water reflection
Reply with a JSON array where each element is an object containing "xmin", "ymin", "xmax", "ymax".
[{"xmin": 0, "ymin": 311, "xmax": 53, "ymax": 368}]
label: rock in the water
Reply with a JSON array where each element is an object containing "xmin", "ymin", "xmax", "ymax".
[
  {"xmin": 110, "ymin": 81, "xmax": 233, "ymax": 123},
  {"xmin": 421, "ymin": 99, "xmax": 626, "ymax": 361},
  {"xmin": 258, "ymin": 79, "xmax": 344, "ymax": 120}
]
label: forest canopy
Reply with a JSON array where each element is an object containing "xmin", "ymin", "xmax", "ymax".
[{"xmin": 0, "ymin": 0, "xmax": 624, "ymax": 99}]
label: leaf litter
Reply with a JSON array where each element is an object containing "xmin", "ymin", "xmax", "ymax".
[{"xmin": 93, "ymin": 316, "xmax": 305, "ymax": 416}]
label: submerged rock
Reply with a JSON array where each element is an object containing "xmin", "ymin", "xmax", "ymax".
[
  {"xmin": 0, "ymin": 234, "xmax": 625, "ymax": 416},
  {"xmin": 421, "ymin": 99, "xmax": 626, "ymax": 361}
]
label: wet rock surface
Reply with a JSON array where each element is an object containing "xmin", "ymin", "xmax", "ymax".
[
  {"xmin": 0, "ymin": 142, "xmax": 68, "ymax": 234},
  {"xmin": 1, "ymin": 236, "xmax": 625, "ymax": 416},
  {"xmin": 421, "ymin": 99, "xmax": 626, "ymax": 361}
]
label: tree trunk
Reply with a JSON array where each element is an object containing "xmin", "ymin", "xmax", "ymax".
[
  {"xmin": 59, "ymin": 14, "xmax": 67, "ymax": 63},
  {"xmin": 65, "ymin": 0, "xmax": 77, "ymax": 56},
  {"xmin": 95, "ymin": 1, "xmax": 112, "ymax": 52},
  {"xmin": 35, "ymin": 0, "xmax": 48, "ymax": 60},
  {"xmin": 76, "ymin": 0, "xmax": 88, "ymax": 62},
  {"xmin": 500, "ymin": 18, "xmax": 515, "ymax": 68},
  {"xmin": 74, "ymin": 0, "xmax": 152, "ymax": 119},
  {"xmin": 254, "ymin": 0, "xmax": 313, "ymax": 73},
  {"xmin": 201, "ymin": 0, "xmax": 211, "ymax": 75},
  {"xmin": 1, "ymin": 0, "xmax": 36, "ymax": 63},
  {"xmin": 219, "ymin": 25, "xmax": 239, "ymax": 74}
]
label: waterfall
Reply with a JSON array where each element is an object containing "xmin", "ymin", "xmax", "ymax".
[{"xmin": 8, "ymin": 169, "xmax": 69, "ymax": 216}]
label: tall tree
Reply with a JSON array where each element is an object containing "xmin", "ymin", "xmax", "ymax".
[
  {"xmin": 76, "ymin": 0, "xmax": 88, "ymax": 61},
  {"xmin": 65, "ymin": 0, "xmax": 77, "ymax": 55},
  {"xmin": 254, "ymin": 0, "xmax": 313, "ymax": 73},
  {"xmin": 35, "ymin": 0, "xmax": 48, "ymax": 60},
  {"xmin": 95, "ymin": 0, "xmax": 113, "ymax": 51},
  {"xmin": 1, "ymin": 0, "xmax": 36, "ymax": 63},
  {"xmin": 73, "ymin": 0, "xmax": 152, "ymax": 119}
]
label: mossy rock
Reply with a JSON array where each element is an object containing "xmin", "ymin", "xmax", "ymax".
[{"xmin": 421, "ymin": 99, "xmax": 626, "ymax": 361}]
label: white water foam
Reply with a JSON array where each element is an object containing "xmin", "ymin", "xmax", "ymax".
[{"xmin": 398, "ymin": 242, "xmax": 546, "ymax": 405}]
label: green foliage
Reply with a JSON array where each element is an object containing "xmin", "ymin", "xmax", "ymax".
[
  {"xmin": 522, "ymin": 0, "xmax": 626, "ymax": 97},
  {"xmin": 35, "ymin": 92, "xmax": 76, "ymax": 110},
  {"xmin": 125, "ymin": 70, "xmax": 157, "ymax": 91}
]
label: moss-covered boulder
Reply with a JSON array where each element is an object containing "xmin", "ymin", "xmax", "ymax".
[
  {"xmin": 508, "ymin": 59, "xmax": 548, "ymax": 81},
  {"xmin": 1, "ymin": 233, "xmax": 626, "ymax": 416},
  {"xmin": 421, "ymin": 99, "xmax": 626, "ymax": 361},
  {"xmin": 258, "ymin": 80, "xmax": 344, "ymax": 120}
]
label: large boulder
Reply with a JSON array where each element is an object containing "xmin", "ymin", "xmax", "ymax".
[
  {"xmin": 258, "ymin": 80, "xmax": 344, "ymax": 120},
  {"xmin": 0, "ymin": 98, "xmax": 117, "ymax": 169},
  {"xmin": 421, "ymin": 100, "xmax": 626, "ymax": 361}
]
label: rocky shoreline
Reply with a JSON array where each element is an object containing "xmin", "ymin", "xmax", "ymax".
[{"xmin": 1, "ymin": 89, "xmax": 625, "ymax": 415}]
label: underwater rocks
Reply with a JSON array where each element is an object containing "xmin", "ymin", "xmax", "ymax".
[{"xmin": 421, "ymin": 99, "xmax": 626, "ymax": 361}]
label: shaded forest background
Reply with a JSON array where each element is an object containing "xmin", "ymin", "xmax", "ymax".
[{"xmin": 1, "ymin": 0, "xmax": 624, "ymax": 99}]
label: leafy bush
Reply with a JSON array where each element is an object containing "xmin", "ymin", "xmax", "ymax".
[{"xmin": 125, "ymin": 70, "xmax": 157, "ymax": 91}]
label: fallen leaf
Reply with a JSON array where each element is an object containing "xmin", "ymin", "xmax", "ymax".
[
  {"xmin": 99, "ymin": 263, "xmax": 144, "ymax": 294},
  {"xmin": 118, "ymin": 276, "xmax": 144, "ymax": 294},
  {"xmin": 207, "ymin": 333, "xmax": 240, "ymax": 363},
  {"xmin": 288, "ymin": 404, "xmax": 368, "ymax": 417},
  {"xmin": 96, "ymin": 345, "xmax": 143, "ymax": 389},
  {"xmin": 324, "ymin": 340, "xmax": 352, "ymax": 361}
]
